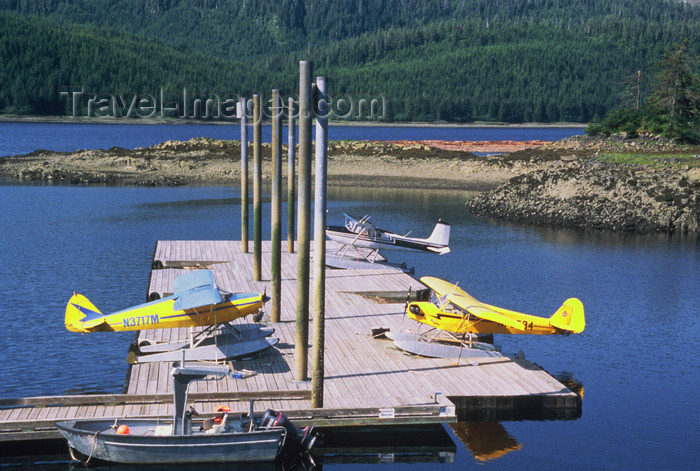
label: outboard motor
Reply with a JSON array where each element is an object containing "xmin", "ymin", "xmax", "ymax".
[{"xmin": 262, "ymin": 409, "xmax": 317, "ymax": 453}]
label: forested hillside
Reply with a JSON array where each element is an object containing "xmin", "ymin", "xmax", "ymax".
[{"xmin": 1, "ymin": 0, "xmax": 698, "ymax": 122}]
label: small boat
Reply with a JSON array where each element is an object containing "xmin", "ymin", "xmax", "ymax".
[{"xmin": 56, "ymin": 362, "xmax": 315, "ymax": 464}]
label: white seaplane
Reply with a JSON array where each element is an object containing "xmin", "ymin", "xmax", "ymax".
[{"xmin": 326, "ymin": 213, "xmax": 450, "ymax": 265}]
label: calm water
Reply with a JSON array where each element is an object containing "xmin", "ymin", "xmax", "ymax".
[
  {"xmin": 0, "ymin": 121, "xmax": 583, "ymax": 156},
  {"xmin": 0, "ymin": 123, "xmax": 698, "ymax": 470}
]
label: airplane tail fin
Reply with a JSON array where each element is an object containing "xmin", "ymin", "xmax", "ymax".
[
  {"xmin": 65, "ymin": 293, "xmax": 104, "ymax": 333},
  {"xmin": 549, "ymin": 298, "xmax": 585, "ymax": 334},
  {"xmin": 425, "ymin": 219, "xmax": 450, "ymax": 254}
]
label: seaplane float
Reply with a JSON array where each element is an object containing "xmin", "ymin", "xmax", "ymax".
[
  {"xmin": 387, "ymin": 276, "xmax": 585, "ymax": 359},
  {"xmin": 325, "ymin": 213, "xmax": 450, "ymax": 269},
  {"xmin": 65, "ymin": 269, "xmax": 277, "ymax": 363},
  {"xmin": 57, "ymin": 361, "xmax": 316, "ymax": 464}
]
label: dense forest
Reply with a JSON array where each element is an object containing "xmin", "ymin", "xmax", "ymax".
[
  {"xmin": 587, "ymin": 40, "xmax": 700, "ymax": 142},
  {"xmin": 0, "ymin": 0, "xmax": 699, "ymax": 122}
]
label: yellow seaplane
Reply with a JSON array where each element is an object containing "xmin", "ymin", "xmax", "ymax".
[
  {"xmin": 406, "ymin": 276, "xmax": 586, "ymax": 335},
  {"xmin": 389, "ymin": 276, "xmax": 584, "ymax": 358},
  {"xmin": 406, "ymin": 277, "xmax": 585, "ymax": 336},
  {"xmin": 65, "ymin": 270, "xmax": 275, "ymax": 362}
]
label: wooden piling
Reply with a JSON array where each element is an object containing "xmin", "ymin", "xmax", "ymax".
[
  {"xmin": 287, "ymin": 97, "xmax": 296, "ymax": 254},
  {"xmin": 295, "ymin": 61, "xmax": 312, "ymax": 381},
  {"xmin": 253, "ymin": 94, "xmax": 262, "ymax": 281},
  {"xmin": 270, "ymin": 90, "xmax": 282, "ymax": 323},
  {"xmin": 240, "ymin": 97, "xmax": 249, "ymax": 253},
  {"xmin": 312, "ymin": 76, "xmax": 329, "ymax": 408}
]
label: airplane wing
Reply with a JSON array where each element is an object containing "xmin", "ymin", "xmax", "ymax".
[
  {"xmin": 345, "ymin": 213, "xmax": 379, "ymax": 231},
  {"xmin": 421, "ymin": 277, "xmax": 524, "ymax": 331},
  {"xmin": 172, "ymin": 270, "xmax": 223, "ymax": 311},
  {"xmin": 447, "ymin": 293, "xmax": 526, "ymax": 331},
  {"xmin": 420, "ymin": 276, "xmax": 469, "ymax": 298}
]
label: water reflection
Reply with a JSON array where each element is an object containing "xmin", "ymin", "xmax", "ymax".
[
  {"xmin": 138, "ymin": 197, "xmax": 244, "ymax": 209},
  {"xmin": 0, "ymin": 460, "xmax": 280, "ymax": 471},
  {"xmin": 314, "ymin": 424, "xmax": 456, "ymax": 465},
  {"xmin": 446, "ymin": 374, "xmax": 584, "ymax": 463},
  {"xmin": 554, "ymin": 371, "xmax": 585, "ymax": 399},
  {"xmin": 479, "ymin": 216, "xmax": 700, "ymax": 248},
  {"xmin": 328, "ymin": 186, "xmax": 472, "ymax": 205},
  {"xmin": 450, "ymin": 421, "xmax": 522, "ymax": 462}
]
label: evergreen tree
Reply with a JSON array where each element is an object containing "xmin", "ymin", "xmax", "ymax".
[
  {"xmin": 587, "ymin": 41, "xmax": 700, "ymax": 143},
  {"xmin": 648, "ymin": 40, "xmax": 700, "ymax": 141}
]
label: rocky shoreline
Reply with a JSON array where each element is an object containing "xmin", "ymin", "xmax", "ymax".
[
  {"xmin": 0, "ymin": 138, "xmax": 518, "ymax": 191},
  {"xmin": 467, "ymin": 158, "xmax": 700, "ymax": 233},
  {"xmin": 467, "ymin": 137, "xmax": 700, "ymax": 233},
  {"xmin": 1, "ymin": 136, "xmax": 698, "ymax": 233}
]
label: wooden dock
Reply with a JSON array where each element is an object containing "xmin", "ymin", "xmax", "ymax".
[{"xmin": 0, "ymin": 240, "xmax": 580, "ymax": 443}]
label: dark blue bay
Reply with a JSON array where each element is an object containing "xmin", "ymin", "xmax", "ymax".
[
  {"xmin": 0, "ymin": 123, "xmax": 697, "ymax": 470},
  {"xmin": 0, "ymin": 120, "xmax": 583, "ymax": 156}
]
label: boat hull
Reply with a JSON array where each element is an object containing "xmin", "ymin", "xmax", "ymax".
[{"xmin": 57, "ymin": 419, "xmax": 285, "ymax": 464}]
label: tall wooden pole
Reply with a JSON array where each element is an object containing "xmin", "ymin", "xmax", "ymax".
[
  {"xmin": 270, "ymin": 90, "xmax": 282, "ymax": 323},
  {"xmin": 295, "ymin": 61, "xmax": 312, "ymax": 382},
  {"xmin": 240, "ymin": 97, "xmax": 249, "ymax": 253},
  {"xmin": 287, "ymin": 97, "xmax": 296, "ymax": 254},
  {"xmin": 311, "ymin": 76, "xmax": 328, "ymax": 408},
  {"xmin": 253, "ymin": 94, "xmax": 262, "ymax": 281}
]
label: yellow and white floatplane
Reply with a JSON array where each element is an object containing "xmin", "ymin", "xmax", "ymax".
[
  {"xmin": 65, "ymin": 270, "xmax": 276, "ymax": 363},
  {"xmin": 388, "ymin": 276, "xmax": 585, "ymax": 359}
]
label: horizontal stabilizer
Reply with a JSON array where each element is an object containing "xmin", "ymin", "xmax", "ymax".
[
  {"xmin": 427, "ymin": 246, "xmax": 451, "ymax": 255},
  {"xmin": 172, "ymin": 270, "xmax": 222, "ymax": 311},
  {"xmin": 80, "ymin": 319, "xmax": 114, "ymax": 332}
]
